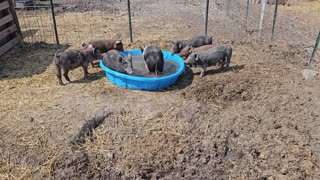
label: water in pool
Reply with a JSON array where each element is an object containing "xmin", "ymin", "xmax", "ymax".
[{"xmin": 131, "ymin": 55, "xmax": 179, "ymax": 78}]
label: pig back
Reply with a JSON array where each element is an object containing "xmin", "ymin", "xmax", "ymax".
[
  {"xmin": 197, "ymin": 45, "xmax": 227, "ymax": 62},
  {"xmin": 189, "ymin": 35, "xmax": 213, "ymax": 47},
  {"xmin": 192, "ymin": 45, "xmax": 215, "ymax": 53},
  {"xmin": 92, "ymin": 40, "xmax": 113, "ymax": 53},
  {"xmin": 103, "ymin": 50, "xmax": 118, "ymax": 68},
  {"xmin": 103, "ymin": 50, "xmax": 128, "ymax": 74}
]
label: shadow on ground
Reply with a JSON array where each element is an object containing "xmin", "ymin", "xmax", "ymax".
[
  {"xmin": 0, "ymin": 42, "xmax": 70, "ymax": 80},
  {"xmin": 192, "ymin": 64, "xmax": 245, "ymax": 76},
  {"xmin": 164, "ymin": 66, "xmax": 194, "ymax": 91},
  {"xmin": 71, "ymin": 70, "xmax": 105, "ymax": 84},
  {"xmin": 21, "ymin": 29, "xmax": 38, "ymax": 39}
]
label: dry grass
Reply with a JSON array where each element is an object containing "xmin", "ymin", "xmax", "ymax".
[
  {"xmin": 17, "ymin": 10, "xmax": 180, "ymax": 48},
  {"xmin": 1, "ymin": 1, "xmax": 320, "ymax": 179}
]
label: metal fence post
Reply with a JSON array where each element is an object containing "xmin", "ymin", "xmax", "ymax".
[
  {"xmin": 259, "ymin": 0, "xmax": 267, "ymax": 38},
  {"xmin": 308, "ymin": 30, "xmax": 320, "ymax": 65},
  {"xmin": 226, "ymin": 0, "xmax": 230, "ymax": 16},
  {"xmin": 127, "ymin": 0, "xmax": 133, "ymax": 43},
  {"xmin": 50, "ymin": 0, "xmax": 59, "ymax": 45},
  {"xmin": 271, "ymin": 0, "xmax": 279, "ymax": 41},
  {"xmin": 245, "ymin": 0, "xmax": 250, "ymax": 32},
  {"xmin": 205, "ymin": 0, "xmax": 209, "ymax": 35}
]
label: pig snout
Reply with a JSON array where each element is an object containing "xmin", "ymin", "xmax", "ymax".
[
  {"xmin": 170, "ymin": 49, "xmax": 175, "ymax": 55},
  {"xmin": 184, "ymin": 59, "xmax": 191, "ymax": 65},
  {"xmin": 184, "ymin": 55, "xmax": 194, "ymax": 65}
]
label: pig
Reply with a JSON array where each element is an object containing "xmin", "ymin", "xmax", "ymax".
[
  {"xmin": 53, "ymin": 48, "xmax": 101, "ymax": 85},
  {"xmin": 103, "ymin": 50, "xmax": 134, "ymax": 75},
  {"xmin": 179, "ymin": 44, "xmax": 215, "ymax": 68},
  {"xmin": 139, "ymin": 45, "xmax": 164, "ymax": 76},
  {"xmin": 184, "ymin": 45, "xmax": 232, "ymax": 77},
  {"xmin": 170, "ymin": 35, "xmax": 213, "ymax": 55},
  {"xmin": 179, "ymin": 44, "xmax": 215, "ymax": 59},
  {"xmin": 82, "ymin": 39, "xmax": 124, "ymax": 67}
]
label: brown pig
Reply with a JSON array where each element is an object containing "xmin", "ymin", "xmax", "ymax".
[
  {"xmin": 82, "ymin": 39, "xmax": 124, "ymax": 67},
  {"xmin": 179, "ymin": 44, "xmax": 215, "ymax": 60}
]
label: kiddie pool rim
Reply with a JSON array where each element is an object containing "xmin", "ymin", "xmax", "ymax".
[{"xmin": 99, "ymin": 49, "xmax": 185, "ymax": 90}]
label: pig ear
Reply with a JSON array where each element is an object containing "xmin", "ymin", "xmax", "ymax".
[
  {"xmin": 139, "ymin": 46, "xmax": 144, "ymax": 53},
  {"xmin": 178, "ymin": 43, "xmax": 182, "ymax": 49},
  {"xmin": 88, "ymin": 44, "xmax": 94, "ymax": 48},
  {"xmin": 93, "ymin": 48, "xmax": 99, "ymax": 55},
  {"xmin": 194, "ymin": 54, "xmax": 199, "ymax": 61},
  {"xmin": 117, "ymin": 56, "xmax": 123, "ymax": 63},
  {"xmin": 116, "ymin": 39, "xmax": 122, "ymax": 44},
  {"xmin": 189, "ymin": 46, "xmax": 194, "ymax": 53},
  {"xmin": 128, "ymin": 53, "xmax": 133, "ymax": 68},
  {"xmin": 128, "ymin": 53, "xmax": 132, "ymax": 60},
  {"xmin": 55, "ymin": 53, "xmax": 60, "ymax": 58}
]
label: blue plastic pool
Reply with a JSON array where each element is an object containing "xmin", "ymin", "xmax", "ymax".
[{"xmin": 100, "ymin": 49, "xmax": 185, "ymax": 91}]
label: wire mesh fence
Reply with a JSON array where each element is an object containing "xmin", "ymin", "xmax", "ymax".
[{"xmin": 15, "ymin": 0, "xmax": 320, "ymax": 62}]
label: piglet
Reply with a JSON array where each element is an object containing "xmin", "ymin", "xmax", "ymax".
[
  {"xmin": 184, "ymin": 45, "xmax": 232, "ymax": 77},
  {"xmin": 82, "ymin": 39, "xmax": 124, "ymax": 67},
  {"xmin": 171, "ymin": 35, "xmax": 213, "ymax": 55},
  {"xmin": 103, "ymin": 50, "xmax": 134, "ymax": 75},
  {"xmin": 140, "ymin": 45, "xmax": 164, "ymax": 76},
  {"xmin": 179, "ymin": 44, "xmax": 215, "ymax": 59},
  {"xmin": 53, "ymin": 48, "xmax": 101, "ymax": 85}
]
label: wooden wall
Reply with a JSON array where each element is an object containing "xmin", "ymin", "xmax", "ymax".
[{"xmin": 0, "ymin": 0, "xmax": 22, "ymax": 56}]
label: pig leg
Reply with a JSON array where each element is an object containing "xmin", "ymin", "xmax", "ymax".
[
  {"xmin": 54, "ymin": 64, "xmax": 64, "ymax": 85},
  {"xmin": 199, "ymin": 65, "xmax": 207, "ymax": 77},
  {"xmin": 226, "ymin": 52, "xmax": 232, "ymax": 68},
  {"xmin": 220, "ymin": 60, "xmax": 225, "ymax": 69},
  {"xmin": 82, "ymin": 63, "xmax": 89, "ymax": 78},
  {"xmin": 90, "ymin": 60, "xmax": 95, "ymax": 68},
  {"xmin": 225, "ymin": 58, "xmax": 230, "ymax": 68},
  {"xmin": 63, "ymin": 70, "xmax": 71, "ymax": 83}
]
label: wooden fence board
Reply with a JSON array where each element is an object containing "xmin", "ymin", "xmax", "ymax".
[
  {"xmin": 0, "ymin": 0, "xmax": 22, "ymax": 56},
  {"xmin": 0, "ymin": 14, "xmax": 13, "ymax": 27},
  {"xmin": 0, "ymin": 1, "xmax": 10, "ymax": 12},
  {"xmin": 0, "ymin": 24, "xmax": 17, "ymax": 40},
  {"xmin": 0, "ymin": 36, "xmax": 19, "ymax": 56},
  {"xmin": 8, "ymin": 0, "xmax": 22, "ymax": 38}
]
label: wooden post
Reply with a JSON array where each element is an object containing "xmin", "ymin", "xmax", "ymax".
[
  {"xmin": 259, "ymin": 0, "xmax": 267, "ymax": 38},
  {"xmin": 7, "ymin": 0, "xmax": 22, "ymax": 41}
]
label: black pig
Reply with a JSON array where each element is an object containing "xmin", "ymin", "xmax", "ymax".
[
  {"xmin": 184, "ymin": 45, "xmax": 232, "ymax": 77},
  {"xmin": 171, "ymin": 35, "xmax": 213, "ymax": 55},
  {"xmin": 140, "ymin": 45, "xmax": 164, "ymax": 76},
  {"xmin": 103, "ymin": 50, "xmax": 134, "ymax": 75}
]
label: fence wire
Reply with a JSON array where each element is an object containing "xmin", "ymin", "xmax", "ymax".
[{"xmin": 15, "ymin": 0, "xmax": 320, "ymax": 62}]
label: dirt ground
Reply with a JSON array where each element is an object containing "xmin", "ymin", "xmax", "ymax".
[{"xmin": 1, "ymin": 0, "xmax": 320, "ymax": 179}]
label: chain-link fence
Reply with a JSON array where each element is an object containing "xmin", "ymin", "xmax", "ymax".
[
  {"xmin": 15, "ymin": 0, "xmax": 320, "ymax": 63},
  {"xmin": 211, "ymin": 0, "xmax": 320, "ymax": 64}
]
